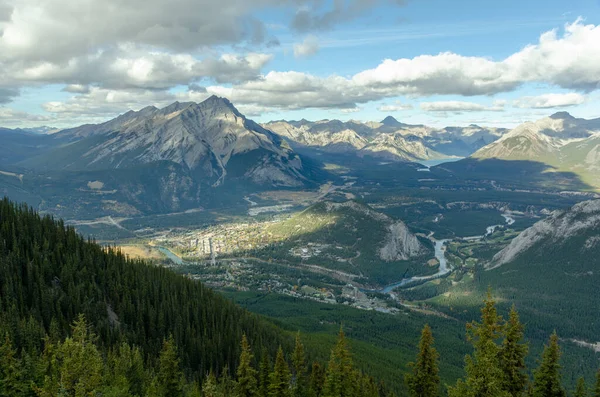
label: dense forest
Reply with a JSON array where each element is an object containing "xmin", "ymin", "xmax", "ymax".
[{"xmin": 1, "ymin": 197, "xmax": 599, "ymax": 396}]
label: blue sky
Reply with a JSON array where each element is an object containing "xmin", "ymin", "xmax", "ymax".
[{"xmin": 1, "ymin": 0, "xmax": 599, "ymax": 128}]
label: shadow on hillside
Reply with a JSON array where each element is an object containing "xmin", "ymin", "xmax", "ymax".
[{"xmin": 433, "ymin": 158, "xmax": 595, "ymax": 192}]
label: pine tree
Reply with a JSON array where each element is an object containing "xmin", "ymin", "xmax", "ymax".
[
  {"xmin": 405, "ymin": 324, "xmax": 440, "ymax": 397},
  {"xmin": 236, "ymin": 334, "xmax": 258, "ymax": 397},
  {"xmin": 531, "ymin": 333, "xmax": 565, "ymax": 397},
  {"xmin": 259, "ymin": 350, "xmax": 272, "ymax": 397},
  {"xmin": 292, "ymin": 333, "xmax": 308, "ymax": 397},
  {"xmin": 323, "ymin": 328, "xmax": 355, "ymax": 397},
  {"xmin": 156, "ymin": 335, "xmax": 184, "ymax": 397},
  {"xmin": 103, "ymin": 342, "xmax": 147, "ymax": 396},
  {"xmin": 595, "ymin": 369, "xmax": 600, "ymax": 397},
  {"xmin": 308, "ymin": 362, "xmax": 325, "ymax": 397},
  {"xmin": 36, "ymin": 314, "xmax": 104, "ymax": 397},
  {"xmin": 269, "ymin": 346, "xmax": 291, "ymax": 397},
  {"xmin": 203, "ymin": 370, "xmax": 222, "ymax": 397},
  {"xmin": 574, "ymin": 377, "xmax": 587, "ymax": 397},
  {"xmin": 219, "ymin": 366, "xmax": 236, "ymax": 397},
  {"xmin": 0, "ymin": 334, "xmax": 26, "ymax": 397},
  {"xmin": 500, "ymin": 306, "xmax": 529, "ymax": 397},
  {"xmin": 448, "ymin": 291, "xmax": 509, "ymax": 397}
]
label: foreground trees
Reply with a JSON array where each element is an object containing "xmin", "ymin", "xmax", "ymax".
[
  {"xmin": 407, "ymin": 292, "xmax": 595, "ymax": 397},
  {"xmin": 405, "ymin": 324, "xmax": 440, "ymax": 397}
]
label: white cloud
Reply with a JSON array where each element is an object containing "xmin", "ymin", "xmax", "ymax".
[
  {"xmin": 420, "ymin": 100, "xmax": 505, "ymax": 113},
  {"xmin": 377, "ymin": 101, "xmax": 413, "ymax": 112},
  {"xmin": 11, "ymin": 50, "xmax": 273, "ymax": 89},
  {"xmin": 293, "ymin": 35, "xmax": 320, "ymax": 58},
  {"xmin": 513, "ymin": 93, "xmax": 586, "ymax": 109},
  {"xmin": 10, "ymin": 19, "xmax": 599, "ymax": 124},
  {"xmin": 197, "ymin": 20, "xmax": 600, "ymax": 111},
  {"xmin": 0, "ymin": 107, "xmax": 55, "ymax": 126}
]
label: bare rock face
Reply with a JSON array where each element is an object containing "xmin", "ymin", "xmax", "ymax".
[
  {"xmin": 47, "ymin": 96, "xmax": 307, "ymax": 187},
  {"xmin": 263, "ymin": 117, "xmax": 508, "ymax": 161},
  {"xmin": 322, "ymin": 200, "xmax": 425, "ymax": 261},
  {"xmin": 473, "ymin": 112, "xmax": 600, "ymax": 162},
  {"xmin": 488, "ymin": 199, "xmax": 600, "ymax": 269},
  {"xmin": 379, "ymin": 221, "xmax": 425, "ymax": 261}
]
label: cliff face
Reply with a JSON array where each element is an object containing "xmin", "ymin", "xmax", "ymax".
[
  {"xmin": 488, "ymin": 199, "xmax": 600, "ymax": 269},
  {"xmin": 379, "ymin": 221, "xmax": 425, "ymax": 261}
]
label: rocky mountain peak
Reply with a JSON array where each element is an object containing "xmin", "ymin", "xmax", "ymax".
[
  {"xmin": 381, "ymin": 116, "xmax": 402, "ymax": 127},
  {"xmin": 550, "ymin": 111, "xmax": 574, "ymax": 120}
]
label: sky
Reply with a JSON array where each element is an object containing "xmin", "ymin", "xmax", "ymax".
[{"xmin": 0, "ymin": 0, "xmax": 599, "ymax": 129}]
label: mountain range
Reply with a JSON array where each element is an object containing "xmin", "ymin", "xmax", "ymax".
[
  {"xmin": 470, "ymin": 112, "xmax": 600, "ymax": 188},
  {"xmin": 2, "ymin": 97, "xmax": 600, "ymax": 218},
  {"xmin": 26, "ymin": 96, "xmax": 307, "ymax": 188},
  {"xmin": 263, "ymin": 117, "xmax": 508, "ymax": 161}
]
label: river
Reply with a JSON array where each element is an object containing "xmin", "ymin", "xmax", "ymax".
[
  {"xmin": 378, "ymin": 213, "xmax": 516, "ymax": 293},
  {"xmin": 379, "ymin": 238, "xmax": 450, "ymax": 293},
  {"xmin": 158, "ymin": 247, "xmax": 184, "ymax": 265}
]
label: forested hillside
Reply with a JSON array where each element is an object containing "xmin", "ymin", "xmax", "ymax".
[{"xmin": 0, "ymin": 197, "xmax": 386, "ymax": 396}]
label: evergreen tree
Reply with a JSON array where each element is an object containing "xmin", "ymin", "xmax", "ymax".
[
  {"xmin": 532, "ymin": 333, "xmax": 565, "ymax": 397},
  {"xmin": 574, "ymin": 377, "xmax": 587, "ymax": 397},
  {"xmin": 323, "ymin": 329, "xmax": 355, "ymax": 397},
  {"xmin": 292, "ymin": 333, "xmax": 308, "ymax": 397},
  {"xmin": 219, "ymin": 366, "xmax": 236, "ymax": 397},
  {"xmin": 595, "ymin": 369, "xmax": 600, "ymax": 397},
  {"xmin": 0, "ymin": 334, "xmax": 26, "ymax": 397},
  {"xmin": 308, "ymin": 362, "xmax": 325, "ymax": 397},
  {"xmin": 103, "ymin": 342, "xmax": 147, "ymax": 396},
  {"xmin": 405, "ymin": 324, "xmax": 440, "ymax": 397},
  {"xmin": 36, "ymin": 315, "xmax": 104, "ymax": 397},
  {"xmin": 259, "ymin": 350, "xmax": 272, "ymax": 397},
  {"xmin": 500, "ymin": 306, "xmax": 529, "ymax": 397},
  {"xmin": 268, "ymin": 346, "xmax": 291, "ymax": 397},
  {"xmin": 448, "ymin": 291, "xmax": 509, "ymax": 397},
  {"xmin": 203, "ymin": 370, "xmax": 222, "ymax": 397},
  {"xmin": 156, "ymin": 336, "xmax": 184, "ymax": 397},
  {"xmin": 236, "ymin": 334, "xmax": 258, "ymax": 397}
]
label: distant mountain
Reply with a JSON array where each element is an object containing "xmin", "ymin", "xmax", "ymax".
[
  {"xmin": 0, "ymin": 97, "xmax": 319, "ymax": 217},
  {"xmin": 21, "ymin": 126, "xmax": 59, "ymax": 134},
  {"xmin": 26, "ymin": 96, "xmax": 308, "ymax": 188},
  {"xmin": 472, "ymin": 112, "xmax": 600, "ymax": 188},
  {"xmin": 0, "ymin": 127, "xmax": 58, "ymax": 165},
  {"xmin": 263, "ymin": 118, "xmax": 508, "ymax": 162}
]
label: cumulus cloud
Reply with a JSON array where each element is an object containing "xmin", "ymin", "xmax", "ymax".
[
  {"xmin": 189, "ymin": 20, "xmax": 600, "ymax": 111},
  {"xmin": 0, "ymin": 107, "xmax": 55, "ymax": 126},
  {"xmin": 377, "ymin": 101, "xmax": 413, "ymax": 112},
  {"xmin": 16, "ymin": 19, "xmax": 600, "ymax": 123},
  {"xmin": 11, "ymin": 50, "xmax": 273, "ymax": 89},
  {"xmin": 293, "ymin": 35, "xmax": 320, "ymax": 58},
  {"xmin": 512, "ymin": 93, "xmax": 586, "ymax": 109},
  {"xmin": 0, "ymin": 0, "xmax": 290, "ymax": 62},
  {"xmin": 420, "ymin": 100, "xmax": 505, "ymax": 113}
]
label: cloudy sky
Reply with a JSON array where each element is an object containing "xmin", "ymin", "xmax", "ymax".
[{"xmin": 1, "ymin": 0, "xmax": 599, "ymax": 128}]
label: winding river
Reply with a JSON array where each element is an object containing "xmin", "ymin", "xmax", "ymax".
[
  {"xmin": 378, "ymin": 213, "xmax": 515, "ymax": 294},
  {"xmin": 379, "ymin": 238, "xmax": 450, "ymax": 293}
]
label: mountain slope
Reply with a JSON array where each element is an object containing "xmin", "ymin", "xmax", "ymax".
[
  {"xmin": 26, "ymin": 96, "xmax": 307, "ymax": 187},
  {"xmin": 0, "ymin": 197, "xmax": 290, "ymax": 379},
  {"xmin": 255, "ymin": 200, "xmax": 433, "ymax": 285},
  {"xmin": 473, "ymin": 112, "xmax": 600, "ymax": 161},
  {"xmin": 488, "ymin": 199, "xmax": 600, "ymax": 269},
  {"xmin": 471, "ymin": 112, "xmax": 600, "ymax": 188}
]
